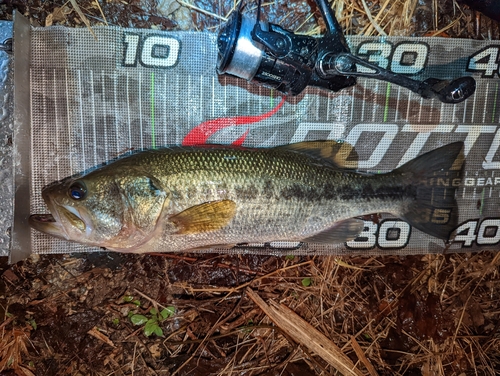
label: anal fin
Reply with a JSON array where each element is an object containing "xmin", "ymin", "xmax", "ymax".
[{"xmin": 302, "ymin": 218, "xmax": 365, "ymax": 244}]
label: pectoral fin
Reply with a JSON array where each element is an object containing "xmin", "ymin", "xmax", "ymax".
[
  {"xmin": 302, "ymin": 218, "xmax": 365, "ymax": 244},
  {"xmin": 170, "ymin": 200, "xmax": 237, "ymax": 234}
]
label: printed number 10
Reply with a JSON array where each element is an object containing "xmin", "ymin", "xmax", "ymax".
[{"xmin": 123, "ymin": 33, "xmax": 180, "ymax": 68}]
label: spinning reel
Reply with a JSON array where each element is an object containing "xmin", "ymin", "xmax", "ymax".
[{"xmin": 216, "ymin": 0, "xmax": 476, "ymax": 103}]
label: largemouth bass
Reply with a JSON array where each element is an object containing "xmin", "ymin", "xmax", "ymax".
[{"xmin": 30, "ymin": 141, "xmax": 463, "ymax": 253}]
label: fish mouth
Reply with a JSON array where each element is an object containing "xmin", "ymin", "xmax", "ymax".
[
  {"xmin": 29, "ymin": 201, "xmax": 87, "ymax": 240},
  {"xmin": 30, "ymin": 213, "xmax": 56, "ymax": 223},
  {"xmin": 29, "ymin": 212, "xmax": 68, "ymax": 239}
]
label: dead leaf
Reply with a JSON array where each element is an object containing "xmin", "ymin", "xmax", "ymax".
[{"xmin": 87, "ymin": 327, "xmax": 115, "ymax": 348}]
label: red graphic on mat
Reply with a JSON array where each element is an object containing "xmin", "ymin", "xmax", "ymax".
[{"xmin": 182, "ymin": 97, "xmax": 286, "ymax": 146}]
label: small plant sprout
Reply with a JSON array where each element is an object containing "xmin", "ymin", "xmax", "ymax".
[
  {"xmin": 301, "ymin": 277, "xmax": 312, "ymax": 287},
  {"xmin": 129, "ymin": 306, "xmax": 176, "ymax": 337},
  {"xmin": 122, "ymin": 295, "xmax": 141, "ymax": 306}
]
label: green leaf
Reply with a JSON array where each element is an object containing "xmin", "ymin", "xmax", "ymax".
[
  {"xmin": 301, "ymin": 277, "xmax": 312, "ymax": 287},
  {"xmin": 285, "ymin": 255, "xmax": 295, "ymax": 260},
  {"xmin": 132, "ymin": 300, "xmax": 141, "ymax": 306},
  {"xmin": 150, "ymin": 307, "xmax": 158, "ymax": 316},
  {"xmin": 130, "ymin": 314, "xmax": 148, "ymax": 326},
  {"xmin": 160, "ymin": 306, "xmax": 175, "ymax": 319},
  {"xmin": 112, "ymin": 318, "xmax": 120, "ymax": 326},
  {"xmin": 122, "ymin": 295, "xmax": 134, "ymax": 302},
  {"xmin": 144, "ymin": 319, "xmax": 159, "ymax": 337},
  {"xmin": 29, "ymin": 319, "xmax": 37, "ymax": 330},
  {"xmin": 153, "ymin": 325, "xmax": 163, "ymax": 337}
]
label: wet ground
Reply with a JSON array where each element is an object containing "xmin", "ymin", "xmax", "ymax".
[{"xmin": 1, "ymin": 251, "xmax": 499, "ymax": 375}]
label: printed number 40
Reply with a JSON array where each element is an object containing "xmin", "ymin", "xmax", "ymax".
[
  {"xmin": 453, "ymin": 219, "xmax": 500, "ymax": 247},
  {"xmin": 467, "ymin": 47, "xmax": 500, "ymax": 78}
]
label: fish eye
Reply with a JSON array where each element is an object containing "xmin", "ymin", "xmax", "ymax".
[{"xmin": 68, "ymin": 182, "xmax": 87, "ymax": 200}]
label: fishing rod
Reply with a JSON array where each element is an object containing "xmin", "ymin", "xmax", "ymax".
[{"xmin": 216, "ymin": 0, "xmax": 476, "ymax": 104}]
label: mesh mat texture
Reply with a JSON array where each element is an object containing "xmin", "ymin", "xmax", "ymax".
[{"xmin": 25, "ymin": 26, "xmax": 500, "ymax": 256}]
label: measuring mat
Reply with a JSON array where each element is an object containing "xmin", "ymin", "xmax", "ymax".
[{"xmin": 11, "ymin": 15, "xmax": 500, "ymax": 261}]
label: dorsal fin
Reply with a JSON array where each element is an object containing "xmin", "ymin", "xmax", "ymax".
[{"xmin": 276, "ymin": 140, "xmax": 358, "ymax": 169}]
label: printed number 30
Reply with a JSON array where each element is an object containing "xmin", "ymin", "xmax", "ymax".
[
  {"xmin": 357, "ymin": 42, "xmax": 429, "ymax": 75},
  {"xmin": 347, "ymin": 220, "xmax": 411, "ymax": 249}
]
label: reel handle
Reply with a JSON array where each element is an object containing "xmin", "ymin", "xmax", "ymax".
[{"xmin": 320, "ymin": 53, "xmax": 476, "ymax": 104}]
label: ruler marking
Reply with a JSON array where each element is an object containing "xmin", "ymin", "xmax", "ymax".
[
  {"xmin": 247, "ymin": 81, "xmax": 250, "ymax": 113},
  {"xmin": 41, "ymin": 69, "xmax": 47, "ymax": 180},
  {"xmin": 139, "ymin": 71, "xmax": 144, "ymax": 149},
  {"xmin": 53, "ymin": 69, "xmax": 60, "ymax": 180},
  {"xmin": 30, "ymin": 67, "xmax": 36, "ymax": 208},
  {"xmin": 164, "ymin": 72, "xmax": 167, "ymax": 147},
  {"xmin": 212, "ymin": 75, "xmax": 215, "ymax": 118},
  {"xmin": 259, "ymin": 85, "xmax": 264, "ymax": 114},
  {"xmin": 127, "ymin": 73, "xmax": 132, "ymax": 150},
  {"xmin": 452, "ymin": 98, "xmax": 457, "ymax": 122},
  {"xmin": 394, "ymin": 85, "xmax": 401, "ymax": 122},
  {"xmin": 77, "ymin": 70, "xmax": 86, "ymax": 170},
  {"xmin": 494, "ymin": 82, "xmax": 499, "ymax": 123},
  {"xmin": 101, "ymin": 71, "xmax": 109, "ymax": 161},
  {"xmin": 40, "ymin": 69, "xmax": 48, "ymax": 167},
  {"xmin": 176, "ymin": 73, "xmax": 180, "ymax": 144},
  {"xmin": 316, "ymin": 88, "xmax": 320, "ymax": 121},
  {"xmin": 350, "ymin": 85, "xmax": 355, "ymax": 122},
  {"xmin": 361, "ymin": 80, "xmax": 367, "ymax": 121},
  {"xmin": 188, "ymin": 74, "xmax": 192, "ymax": 136},
  {"xmin": 224, "ymin": 75, "xmax": 227, "ymax": 115},
  {"xmin": 418, "ymin": 97, "xmax": 423, "ymax": 123},
  {"xmin": 440, "ymin": 101, "xmax": 444, "ymax": 125},
  {"xmin": 327, "ymin": 92, "xmax": 331, "ymax": 121},
  {"xmin": 150, "ymin": 72, "xmax": 156, "ymax": 149},
  {"xmin": 371, "ymin": 81, "xmax": 378, "ymax": 122},
  {"xmin": 200, "ymin": 75, "xmax": 204, "ymax": 127},
  {"xmin": 483, "ymin": 82, "xmax": 489, "ymax": 124},
  {"xmin": 405, "ymin": 91, "xmax": 411, "ymax": 121},
  {"xmin": 114, "ymin": 73, "xmax": 120, "ymax": 152},
  {"xmin": 462, "ymin": 98, "xmax": 467, "ymax": 123},
  {"xmin": 64, "ymin": 69, "xmax": 73, "ymax": 174},
  {"xmin": 90, "ymin": 70, "xmax": 97, "ymax": 166},
  {"xmin": 479, "ymin": 188, "xmax": 485, "ymax": 215},
  {"xmin": 470, "ymin": 85, "xmax": 477, "ymax": 122},
  {"xmin": 383, "ymin": 82, "xmax": 391, "ymax": 122}
]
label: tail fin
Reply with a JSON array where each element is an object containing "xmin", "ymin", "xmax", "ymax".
[{"xmin": 395, "ymin": 142, "xmax": 464, "ymax": 240}]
